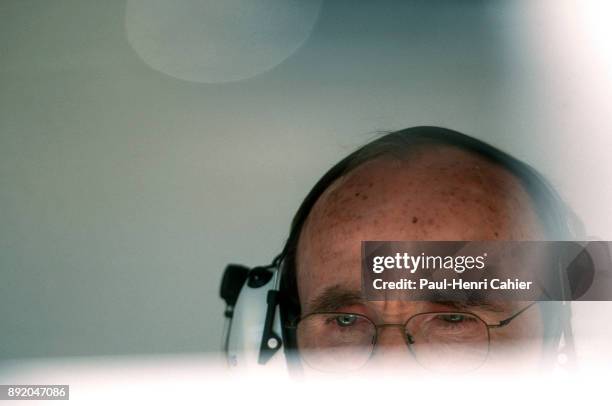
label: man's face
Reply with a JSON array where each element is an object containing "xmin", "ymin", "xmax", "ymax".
[{"xmin": 295, "ymin": 145, "xmax": 547, "ymax": 373}]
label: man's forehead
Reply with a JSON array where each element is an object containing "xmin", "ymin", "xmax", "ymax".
[
  {"xmin": 295, "ymin": 145, "xmax": 545, "ymax": 306},
  {"xmin": 300, "ymin": 145, "xmax": 541, "ymax": 243}
]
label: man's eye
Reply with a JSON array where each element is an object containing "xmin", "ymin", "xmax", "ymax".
[
  {"xmin": 440, "ymin": 314, "xmax": 467, "ymax": 323},
  {"xmin": 335, "ymin": 314, "xmax": 358, "ymax": 327}
]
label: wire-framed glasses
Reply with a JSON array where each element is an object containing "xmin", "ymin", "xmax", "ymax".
[{"xmin": 293, "ymin": 302, "xmax": 536, "ymax": 373}]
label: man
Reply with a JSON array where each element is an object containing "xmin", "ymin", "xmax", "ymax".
[{"xmin": 272, "ymin": 126, "xmax": 575, "ymax": 374}]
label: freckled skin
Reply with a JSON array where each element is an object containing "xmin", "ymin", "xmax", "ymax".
[{"xmin": 296, "ymin": 145, "xmax": 546, "ymax": 371}]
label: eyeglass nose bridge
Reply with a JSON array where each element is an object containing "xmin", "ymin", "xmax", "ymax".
[{"xmin": 372, "ymin": 323, "xmax": 416, "ymax": 348}]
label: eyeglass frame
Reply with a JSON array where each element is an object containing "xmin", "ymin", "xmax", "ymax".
[{"xmin": 287, "ymin": 301, "xmax": 538, "ymax": 371}]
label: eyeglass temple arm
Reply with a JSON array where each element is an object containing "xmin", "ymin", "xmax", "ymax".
[{"xmin": 487, "ymin": 302, "xmax": 537, "ymax": 328}]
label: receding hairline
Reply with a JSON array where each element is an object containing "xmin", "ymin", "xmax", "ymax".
[{"xmin": 297, "ymin": 141, "xmax": 540, "ymax": 241}]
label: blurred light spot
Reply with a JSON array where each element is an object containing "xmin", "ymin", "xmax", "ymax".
[{"xmin": 125, "ymin": 0, "xmax": 322, "ymax": 83}]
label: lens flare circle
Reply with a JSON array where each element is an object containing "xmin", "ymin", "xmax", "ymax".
[{"xmin": 125, "ymin": 0, "xmax": 322, "ymax": 83}]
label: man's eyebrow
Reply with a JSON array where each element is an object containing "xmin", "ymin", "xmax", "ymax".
[
  {"xmin": 434, "ymin": 300, "xmax": 509, "ymax": 313},
  {"xmin": 305, "ymin": 288, "xmax": 513, "ymax": 315},
  {"xmin": 305, "ymin": 285, "xmax": 364, "ymax": 314}
]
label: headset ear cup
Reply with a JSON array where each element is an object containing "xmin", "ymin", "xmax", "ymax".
[
  {"xmin": 224, "ymin": 262, "xmax": 288, "ymax": 371},
  {"xmin": 564, "ymin": 242, "xmax": 595, "ymax": 300}
]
